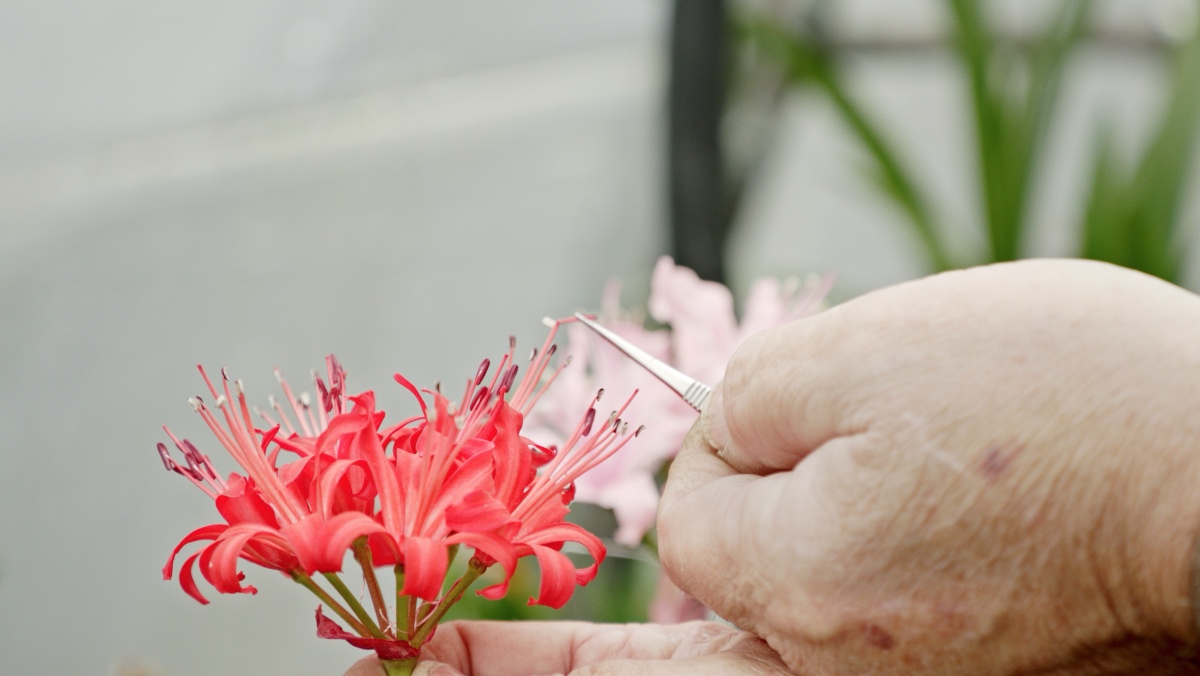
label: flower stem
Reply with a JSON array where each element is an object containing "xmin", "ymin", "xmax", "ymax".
[
  {"xmin": 323, "ymin": 572, "xmax": 386, "ymax": 639},
  {"xmin": 394, "ymin": 565, "xmax": 409, "ymax": 640},
  {"xmin": 379, "ymin": 657, "xmax": 418, "ymax": 676},
  {"xmin": 409, "ymin": 559, "xmax": 487, "ymax": 648},
  {"xmin": 291, "ymin": 571, "xmax": 372, "ymax": 637},
  {"xmin": 352, "ymin": 539, "xmax": 390, "ymax": 634}
]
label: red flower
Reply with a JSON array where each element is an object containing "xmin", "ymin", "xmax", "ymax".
[
  {"xmin": 159, "ymin": 321, "xmax": 639, "ymax": 667},
  {"xmin": 160, "ymin": 358, "xmax": 386, "ymax": 603}
]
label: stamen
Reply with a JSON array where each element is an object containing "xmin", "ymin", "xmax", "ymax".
[
  {"xmin": 188, "ymin": 397, "xmax": 203, "ymax": 411},
  {"xmin": 215, "ymin": 394, "xmax": 227, "ymax": 408},
  {"xmin": 529, "ymin": 347, "xmax": 538, "ymax": 362},
  {"xmin": 635, "ymin": 425, "xmax": 646, "ymax": 437},
  {"xmin": 315, "ymin": 376, "xmax": 331, "ymax": 412},
  {"xmin": 469, "ymin": 386, "xmax": 489, "ymax": 411},
  {"xmin": 474, "ymin": 359, "xmax": 491, "ymax": 386},
  {"xmin": 498, "ymin": 364, "xmax": 519, "ymax": 394},
  {"xmin": 157, "ymin": 443, "xmax": 175, "ymax": 471},
  {"xmin": 580, "ymin": 408, "xmax": 596, "ymax": 436}
]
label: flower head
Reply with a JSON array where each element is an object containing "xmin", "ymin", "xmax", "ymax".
[{"xmin": 158, "ymin": 321, "xmax": 638, "ymax": 664}]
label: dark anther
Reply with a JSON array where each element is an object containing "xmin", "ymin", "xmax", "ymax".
[
  {"xmin": 474, "ymin": 359, "xmax": 491, "ymax": 386},
  {"xmin": 315, "ymin": 377, "xmax": 331, "ymax": 412},
  {"xmin": 509, "ymin": 335, "xmax": 517, "ymax": 350},
  {"xmin": 529, "ymin": 347, "xmax": 538, "ymax": 362},
  {"xmin": 470, "ymin": 386, "xmax": 490, "ymax": 411},
  {"xmin": 635, "ymin": 425, "xmax": 646, "ymax": 437},
  {"xmin": 581, "ymin": 408, "xmax": 596, "ymax": 436},
  {"xmin": 157, "ymin": 443, "xmax": 176, "ymax": 471},
  {"xmin": 499, "ymin": 364, "xmax": 519, "ymax": 392}
]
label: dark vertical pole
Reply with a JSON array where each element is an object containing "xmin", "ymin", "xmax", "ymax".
[{"xmin": 668, "ymin": 0, "xmax": 728, "ymax": 283}]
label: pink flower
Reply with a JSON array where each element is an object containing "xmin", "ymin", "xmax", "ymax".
[{"xmin": 529, "ymin": 257, "xmax": 832, "ymax": 548}]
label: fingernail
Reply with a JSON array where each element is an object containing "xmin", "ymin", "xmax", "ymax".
[{"xmin": 701, "ymin": 384, "xmax": 729, "ymax": 452}]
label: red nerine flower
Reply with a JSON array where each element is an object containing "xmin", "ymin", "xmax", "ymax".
[
  {"xmin": 158, "ymin": 320, "xmax": 640, "ymax": 670},
  {"xmin": 160, "ymin": 357, "xmax": 384, "ymax": 603}
]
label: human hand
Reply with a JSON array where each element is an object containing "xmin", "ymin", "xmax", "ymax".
[
  {"xmin": 659, "ymin": 259, "xmax": 1200, "ymax": 674},
  {"xmin": 342, "ymin": 620, "xmax": 791, "ymax": 675}
]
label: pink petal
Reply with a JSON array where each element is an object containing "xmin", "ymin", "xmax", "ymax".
[
  {"xmin": 526, "ymin": 544, "xmax": 577, "ymax": 609},
  {"xmin": 214, "ymin": 475, "xmax": 281, "ymax": 528},
  {"xmin": 427, "ymin": 452, "xmax": 496, "ymax": 521},
  {"xmin": 447, "ymin": 531, "xmax": 517, "ymax": 600},
  {"xmin": 205, "ymin": 523, "xmax": 294, "ymax": 593},
  {"xmin": 164, "ymin": 523, "xmax": 226, "ymax": 581},
  {"xmin": 444, "ymin": 489, "xmax": 516, "ymax": 533},
  {"xmin": 283, "ymin": 512, "xmax": 388, "ymax": 574},
  {"xmin": 399, "ymin": 536, "xmax": 447, "ymax": 601},
  {"xmin": 524, "ymin": 522, "xmax": 605, "ymax": 587}
]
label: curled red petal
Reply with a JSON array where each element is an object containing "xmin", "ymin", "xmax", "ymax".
[
  {"xmin": 177, "ymin": 550, "xmax": 212, "ymax": 604},
  {"xmin": 448, "ymin": 531, "xmax": 517, "ymax": 600},
  {"xmin": 399, "ymin": 536, "xmax": 447, "ymax": 601},
  {"xmin": 164, "ymin": 523, "xmax": 226, "ymax": 581},
  {"xmin": 525, "ymin": 522, "xmax": 606, "ymax": 587},
  {"xmin": 315, "ymin": 607, "xmax": 419, "ymax": 661},
  {"xmin": 527, "ymin": 544, "xmax": 576, "ymax": 609},
  {"xmin": 206, "ymin": 523, "xmax": 295, "ymax": 594},
  {"xmin": 391, "ymin": 374, "xmax": 428, "ymax": 418}
]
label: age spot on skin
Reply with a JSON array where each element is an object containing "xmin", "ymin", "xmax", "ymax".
[
  {"xmin": 979, "ymin": 440, "xmax": 1024, "ymax": 483},
  {"xmin": 864, "ymin": 623, "xmax": 894, "ymax": 650}
]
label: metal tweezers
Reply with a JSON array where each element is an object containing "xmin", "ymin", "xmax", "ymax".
[{"xmin": 574, "ymin": 312, "xmax": 712, "ymax": 412}]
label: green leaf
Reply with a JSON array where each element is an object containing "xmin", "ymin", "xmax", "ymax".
[
  {"xmin": 1080, "ymin": 25, "xmax": 1200, "ymax": 282},
  {"xmin": 737, "ymin": 16, "xmax": 956, "ymax": 271},
  {"xmin": 946, "ymin": 0, "xmax": 1092, "ymax": 262}
]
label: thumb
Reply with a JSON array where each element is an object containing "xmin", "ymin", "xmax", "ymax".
[{"xmin": 701, "ymin": 313, "xmax": 850, "ymax": 475}]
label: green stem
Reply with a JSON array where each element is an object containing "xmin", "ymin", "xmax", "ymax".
[
  {"xmin": 379, "ymin": 657, "xmax": 419, "ymax": 676},
  {"xmin": 323, "ymin": 572, "xmax": 386, "ymax": 639},
  {"xmin": 409, "ymin": 559, "xmax": 487, "ymax": 648},
  {"xmin": 394, "ymin": 565, "xmax": 409, "ymax": 640},
  {"xmin": 352, "ymin": 539, "xmax": 390, "ymax": 634},
  {"xmin": 291, "ymin": 571, "xmax": 371, "ymax": 637}
]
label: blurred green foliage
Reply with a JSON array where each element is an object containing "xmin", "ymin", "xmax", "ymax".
[{"xmin": 741, "ymin": 0, "xmax": 1200, "ymax": 283}]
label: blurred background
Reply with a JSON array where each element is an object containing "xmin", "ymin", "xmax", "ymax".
[{"xmin": 1, "ymin": 1, "xmax": 1198, "ymax": 674}]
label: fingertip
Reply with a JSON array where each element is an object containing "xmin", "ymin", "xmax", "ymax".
[
  {"xmin": 413, "ymin": 661, "xmax": 463, "ymax": 676},
  {"xmin": 701, "ymin": 380, "xmax": 772, "ymax": 476}
]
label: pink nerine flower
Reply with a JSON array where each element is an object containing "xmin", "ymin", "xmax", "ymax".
[
  {"xmin": 529, "ymin": 257, "xmax": 831, "ymax": 548},
  {"xmin": 158, "ymin": 323, "xmax": 639, "ymax": 674}
]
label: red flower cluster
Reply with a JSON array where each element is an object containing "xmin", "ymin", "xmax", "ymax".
[{"xmin": 158, "ymin": 323, "xmax": 640, "ymax": 663}]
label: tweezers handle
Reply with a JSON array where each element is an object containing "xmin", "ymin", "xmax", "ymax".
[{"xmin": 573, "ymin": 312, "xmax": 711, "ymax": 412}]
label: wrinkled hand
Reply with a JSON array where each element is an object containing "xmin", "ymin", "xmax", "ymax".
[
  {"xmin": 658, "ymin": 259, "xmax": 1200, "ymax": 674},
  {"xmin": 343, "ymin": 620, "xmax": 791, "ymax": 675}
]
